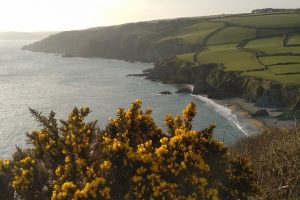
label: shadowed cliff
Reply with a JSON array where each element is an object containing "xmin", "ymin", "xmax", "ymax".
[{"xmin": 22, "ymin": 18, "xmax": 205, "ymax": 62}]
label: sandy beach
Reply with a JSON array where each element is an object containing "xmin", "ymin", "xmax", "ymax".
[{"xmin": 217, "ymin": 97, "xmax": 298, "ymax": 133}]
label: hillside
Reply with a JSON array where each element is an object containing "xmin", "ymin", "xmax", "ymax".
[
  {"xmin": 23, "ymin": 18, "xmax": 206, "ymax": 62},
  {"xmin": 23, "ymin": 12, "xmax": 300, "ymax": 118}
]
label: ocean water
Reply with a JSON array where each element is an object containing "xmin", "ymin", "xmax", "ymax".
[{"xmin": 0, "ymin": 40, "xmax": 249, "ymax": 158}]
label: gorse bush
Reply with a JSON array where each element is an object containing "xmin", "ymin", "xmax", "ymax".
[{"xmin": 0, "ymin": 100, "xmax": 259, "ymax": 200}]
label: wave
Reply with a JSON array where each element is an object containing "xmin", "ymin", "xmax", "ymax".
[
  {"xmin": 192, "ymin": 94, "xmax": 251, "ymax": 136},
  {"xmin": 178, "ymin": 84, "xmax": 194, "ymax": 92},
  {"xmin": 183, "ymin": 84, "xmax": 194, "ymax": 92}
]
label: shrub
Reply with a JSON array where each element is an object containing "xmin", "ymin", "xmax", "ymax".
[
  {"xmin": 232, "ymin": 127, "xmax": 300, "ymax": 200},
  {"xmin": 0, "ymin": 100, "xmax": 259, "ymax": 199}
]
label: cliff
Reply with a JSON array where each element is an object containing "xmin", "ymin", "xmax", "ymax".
[
  {"xmin": 22, "ymin": 19, "xmax": 204, "ymax": 62},
  {"xmin": 147, "ymin": 57, "xmax": 300, "ymax": 119}
]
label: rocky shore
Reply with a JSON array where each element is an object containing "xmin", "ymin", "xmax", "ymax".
[{"xmin": 145, "ymin": 56, "xmax": 300, "ymax": 122}]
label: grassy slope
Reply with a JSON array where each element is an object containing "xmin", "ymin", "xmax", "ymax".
[
  {"xmin": 213, "ymin": 13, "xmax": 300, "ymax": 28},
  {"xmin": 243, "ymin": 71, "xmax": 300, "ymax": 86},
  {"xmin": 269, "ymin": 63, "xmax": 300, "ymax": 74},
  {"xmin": 206, "ymin": 43, "xmax": 238, "ymax": 50},
  {"xmin": 176, "ymin": 53, "xmax": 196, "ymax": 63},
  {"xmin": 259, "ymin": 56, "xmax": 300, "ymax": 65},
  {"xmin": 207, "ymin": 27, "xmax": 256, "ymax": 45},
  {"xmin": 232, "ymin": 127, "xmax": 300, "ymax": 199},
  {"xmin": 245, "ymin": 36, "xmax": 300, "ymax": 54},
  {"xmin": 196, "ymin": 48, "xmax": 263, "ymax": 71},
  {"xmin": 287, "ymin": 33, "xmax": 300, "ymax": 45},
  {"xmin": 171, "ymin": 13, "xmax": 300, "ymax": 86},
  {"xmin": 160, "ymin": 22, "xmax": 224, "ymax": 44}
]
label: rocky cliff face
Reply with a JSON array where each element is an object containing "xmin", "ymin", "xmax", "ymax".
[{"xmin": 147, "ymin": 57, "xmax": 300, "ymax": 118}]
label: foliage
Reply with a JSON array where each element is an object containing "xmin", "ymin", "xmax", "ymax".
[
  {"xmin": 0, "ymin": 159, "xmax": 14, "ymax": 199},
  {"xmin": 0, "ymin": 100, "xmax": 259, "ymax": 200},
  {"xmin": 232, "ymin": 127, "xmax": 300, "ymax": 200}
]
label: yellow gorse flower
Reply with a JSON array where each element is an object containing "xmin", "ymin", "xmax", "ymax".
[{"xmin": 1, "ymin": 100, "xmax": 258, "ymax": 200}]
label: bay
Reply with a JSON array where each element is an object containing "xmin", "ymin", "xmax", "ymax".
[{"xmin": 0, "ymin": 40, "xmax": 249, "ymax": 158}]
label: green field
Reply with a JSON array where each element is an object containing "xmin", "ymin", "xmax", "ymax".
[
  {"xmin": 269, "ymin": 63, "xmax": 300, "ymax": 74},
  {"xmin": 246, "ymin": 36, "xmax": 283, "ymax": 46},
  {"xmin": 163, "ymin": 13, "xmax": 300, "ymax": 86},
  {"xmin": 207, "ymin": 43, "xmax": 238, "ymax": 51},
  {"xmin": 213, "ymin": 14, "xmax": 300, "ymax": 28},
  {"xmin": 259, "ymin": 56, "xmax": 300, "ymax": 66},
  {"xmin": 245, "ymin": 36, "xmax": 300, "ymax": 54},
  {"xmin": 287, "ymin": 33, "xmax": 300, "ymax": 46},
  {"xmin": 160, "ymin": 22, "xmax": 224, "ymax": 44},
  {"xmin": 243, "ymin": 71, "xmax": 300, "ymax": 86},
  {"xmin": 207, "ymin": 27, "xmax": 256, "ymax": 45},
  {"xmin": 256, "ymin": 29, "xmax": 284, "ymax": 37},
  {"xmin": 176, "ymin": 53, "xmax": 195, "ymax": 63},
  {"xmin": 195, "ymin": 48, "xmax": 264, "ymax": 72}
]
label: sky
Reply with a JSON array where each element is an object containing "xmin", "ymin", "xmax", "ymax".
[{"xmin": 0, "ymin": 0, "xmax": 299, "ymax": 32}]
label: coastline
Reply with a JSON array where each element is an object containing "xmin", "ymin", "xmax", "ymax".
[
  {"xmin": 193, "ymin": 95, "xmax": 264, "ymax": 136},
  {"xmin": 171, "ymin": 84, "xmax": 263, "ymax": 136},
  {"xmin": 217, "ymin": 98, "xmax": 297, "ymax": 129},
  {"xmin": 198, "ymin": 95, "xmax": 297, "ymax": 135},
  {"xmin": 216, "ymin": 98, "xmax": 269, "ymax": 132},
  {"xmin": 172, "ymin": 84, "xmax": 296, "ymax": 136},
  {"xmin": 129, "ymin": 67, "xmax": 298, "ymax": 137}
]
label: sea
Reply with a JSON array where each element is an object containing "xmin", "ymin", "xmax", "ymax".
[{"xmin": 0, "ymin": 40, "xmax": 253, "ymax": 158}]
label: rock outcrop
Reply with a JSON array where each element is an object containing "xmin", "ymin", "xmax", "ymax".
[{"xmin": 146, "ymin": 57, "xmax": 300, "ymax": 119}]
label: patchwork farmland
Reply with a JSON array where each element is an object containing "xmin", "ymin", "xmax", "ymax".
[{"xmin": 169, "ymin": 13, "xmax": 300, "ymax": 87}]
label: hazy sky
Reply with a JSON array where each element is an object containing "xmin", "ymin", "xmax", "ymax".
[{"xmin": 0, "ymin": 0, "xmax": 299, "ymax": 32}]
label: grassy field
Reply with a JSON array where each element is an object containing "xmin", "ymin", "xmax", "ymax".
[
  {"xmin": 213, "ymin": 13, "xmax": 300, "ymax": 28},
  {"xmin": 259, "ymin": 56, "xmax": 300, "ymax": 66},
  {"xmin": 245, "ymin": 36, "xmax": 283, "ymax": 47},
  {"xmin": 287, "ymin": 33, "xmax": 300, "ymax": 46},
  {"xmin": 176, "ymin": 53, "xmax": 195, "ymax": 63},
  {"xmin": 207, "ymin": 27, "xmax": 256, "ymax": 45},
  {"xmin": 195, "ymin": 48, "xmax": 264, "ymax": 72},
  {"xmin": 206, "ymin": 43, "xmax": 238, "ymax": 51},
  {"xmin": 269, "ymin": 63, "xmax": 300, "ymax": 74},
  {"xmin": 256, "ymin": 29, "xmax": 284, "ymax": 37},
  {"xmin": 243, "ymin": 70, "xmax": 300, "ymax": 86},
  {"xmin": 168, "ymin": 13, "xmax": 300, "ymax": 86},
  {"xmin": 160, "ymin": 22, "xmax": 224, "ymax": 44},
  {"xmin": 245, "ymin": 36, "xmax": 300, "ymax": 54}
]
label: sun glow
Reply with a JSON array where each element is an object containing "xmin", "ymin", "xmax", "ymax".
[
  {"xmin": 0, "ymin": 0, "xmax": 109, "ymax": 31},
  {"xmin": 0, "ymin": 0, "xmax": 299, "ymax": 32}
]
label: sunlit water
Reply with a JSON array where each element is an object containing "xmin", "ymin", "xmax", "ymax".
[{"xmin": 0, "ymin": 40, "xmax": 249, "ymax": 158}]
